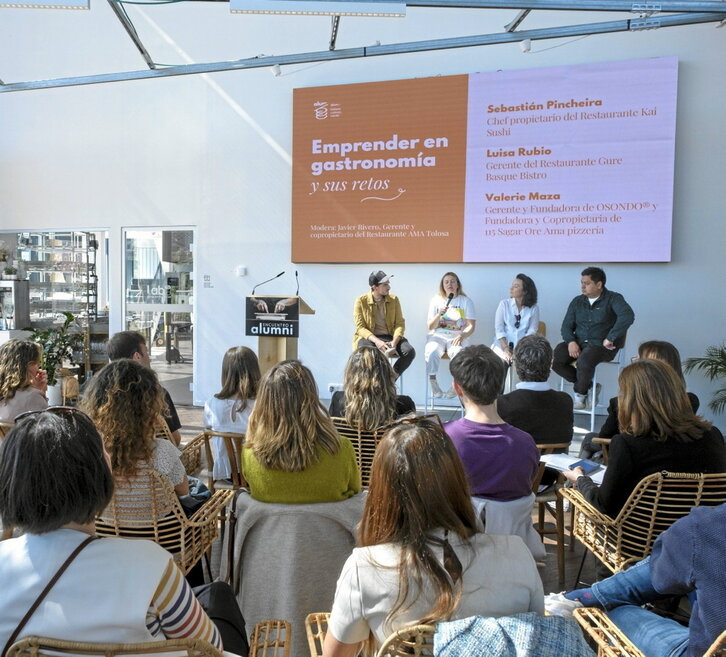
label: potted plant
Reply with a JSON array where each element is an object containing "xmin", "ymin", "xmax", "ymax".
[
  {"xmin": 684, "ymin": 344, "xmax": 726, "ymax": 414},
  {"xmin": 3, "ymin": 266, "xmax": 18, "ymax": 280},
  {"xmin": 25, "ymin": 312, "xmax": 81, "ymax": 399}
]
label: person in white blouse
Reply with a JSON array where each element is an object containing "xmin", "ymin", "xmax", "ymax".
[
  {"xmin": 425, "ymin": 272, "xmax": 476, "ymax": 398},
  {"xmin": 204, "ymin": 346, "xmax": 260, "ymax": 481},
  {"xmin": 491, "ymin": 274, "xmax": 540, "ymax": 363}
]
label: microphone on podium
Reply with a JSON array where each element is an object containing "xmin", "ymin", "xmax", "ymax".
[{"xmin": 251, "ymin": 271, "xmax": 285, "ymax": 295}]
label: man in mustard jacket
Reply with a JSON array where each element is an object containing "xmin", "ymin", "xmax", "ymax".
[{"xmin": 352, "ymin": 271, "xmax": 416, "ymax": 377}]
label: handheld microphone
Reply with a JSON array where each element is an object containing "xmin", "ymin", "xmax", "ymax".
[
  {"xmin": 443, "ymin": 292, "xmax": 454, "ymax": 310},
  {"xmin": 295, "ymin": 270, "xmax": 299, "ymax": 297},
  {"xmin": 251, "ymin": 271, "xmax": 285, "ymax": 295}
]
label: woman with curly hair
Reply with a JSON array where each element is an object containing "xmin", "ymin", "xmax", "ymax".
[
  {"xmin": 329, "ymin": 347, "xmax": 415, "ymax": 431},
  {"xmin": 0, "ymin": 339, "xmax": 47, "ymax": 424},
  {"xmin": 81, "ymin": 359, "xmax": 188, "ymax": 498},
  {"xmin": 323, "ymin": 417, "xmax": 543, "ymax": 655},
  {"xmin": 204, "ymin": 346, "xmax": 261, "ymax": 480},
  {"xmin": 243, "ymin": 359, "xmax": 360, "ymax": 504}
]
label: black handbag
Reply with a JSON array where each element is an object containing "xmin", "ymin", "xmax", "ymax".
[{"xmin": 193, "ymin": 581, "xmax": 249, "ymax": 657}]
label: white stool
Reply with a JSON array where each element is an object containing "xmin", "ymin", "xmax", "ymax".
[{"xmin": 560, "ymin": 348, "xmax": 627, "ymax": 433}]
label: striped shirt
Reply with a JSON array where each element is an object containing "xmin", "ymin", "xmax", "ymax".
[{"xmin": 146, "ymin": 559, "xmax": 222, "ymax": 649}]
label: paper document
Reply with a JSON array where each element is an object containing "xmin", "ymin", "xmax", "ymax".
[{"xmin": 540, "ymin": 453, "xmax": 607, "ymax": 485}]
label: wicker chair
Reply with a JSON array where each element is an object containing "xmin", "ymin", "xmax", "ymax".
[
  {"xmin": 560, "ymin": 470, "xmax": 726, "ymax": 574},
  {"xmin": 575, "ymin": 607, "xmax": 726, "ymax": 657},
  {"xmin": 532, "ymin": 441, "xmax": 572, "ymax": 585},
  {"xmin": 95, "ymin": 468, "xmax": 233, "ymax": 574},
  {"xmin": 198, "ymin": 429, "xmax": 247, "ymax": 491},
  {"xmin": 377, "ymin": 625, "xmax": 435, "ymax": 657},
  {"xmin": 154, "ymin": 418, "xmax": 203, "ymax": 476},
  {"xmin": 6, "ymin": 637, "xmax": 223, "ymax": 657},
  {"xmin": 305, "ymin": 612, "xmax": 330, "ymax": 657},
  {"xmin": 331, "ymin": 417, "xmax": 386, "ymax": 488},
  {"xmin": 592, "ymin": 437, "xmax": 611, "ymax": 465},
  {"xmin": 249, "ymin": 619, "xmax": 293, "ymax": 657}
]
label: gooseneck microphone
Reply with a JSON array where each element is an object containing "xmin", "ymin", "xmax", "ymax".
[{"xmin": 252, "ymin": 271, "xmax": 285, "ymax": 295}]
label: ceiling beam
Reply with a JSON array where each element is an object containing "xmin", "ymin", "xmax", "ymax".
[{"xmin": 1, "ymin": 11, "xmax": 723, "ymax": 92}]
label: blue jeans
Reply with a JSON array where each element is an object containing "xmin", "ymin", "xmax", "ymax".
[{"xmin": 589, "ymin": 557, "xmax": 689, "ymax": 657}]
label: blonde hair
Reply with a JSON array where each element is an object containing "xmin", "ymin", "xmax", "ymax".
[
  {"xmin": 81, "ymin": 359, "xmax": 166, "ymax": 477},
  {"xmin": 617, "ymin": 359, "xmax": 711, "ymax": 442},
  {"xmin": 215, "ymin": 346, "xmax": 261, "ymax": 415},
  {"xmin": 246, "ymin": 360, "xmax": 340, "ymax": 471},
  {"xmin": 438, "ymin": 272, "xmax": 465, "ymax": 298},
  {"xmin": 0, "ymin": 340, "xmax": 42, "ymax": 402},
  {"xmin": 343, "ymin": 347, "xmax": 398, "ymax": 431}
]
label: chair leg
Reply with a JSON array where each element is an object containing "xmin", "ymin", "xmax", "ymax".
[
  {"xmin": 556, "ymin": 496, "xmax": 565, "ymax": 586},
  {"xmin": 573, "ymin": 548, "xmax": 589, "ymax": 589}
]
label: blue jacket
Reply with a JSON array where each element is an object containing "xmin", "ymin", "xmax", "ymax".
[
  {"xmin": 560, "ymin": 287, "xmax": 634, "ymax": 347},
  {"xmin": 651, "ymin": 503, "xmax": 726, "ymax": 657}
]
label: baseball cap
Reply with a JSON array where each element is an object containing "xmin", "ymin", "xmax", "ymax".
[{"xmin": 369, "ymin": 270, "xmax": 393, "ymax": 287}]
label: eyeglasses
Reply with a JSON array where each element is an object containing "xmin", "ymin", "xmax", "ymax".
[
  {"xmin": 514, "ymin": 314, "xmax": 521, "ymax": 329},
  {"xmin": 14, "ymin": 405, "xmax": 88, "ymax": 423},
  {"xmin": 380, "ymin": 413, "xmax": 445, "ymax": 433}
]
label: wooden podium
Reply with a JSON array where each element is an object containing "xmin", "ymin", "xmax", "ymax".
[{"xmin": 247, "ymin": 295, "xmax": 315, "ymax": 374}]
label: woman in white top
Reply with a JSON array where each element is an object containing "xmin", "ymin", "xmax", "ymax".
[
  {"xmin": 0, "ymin": 339, "xmax": 48, "ymax": 424},
  {"xmin": 323, "ymin": 417, "xmax": 544, "ymax": 656},
  {"xmin": 204, "ymin": 346, "xmax": 260, "ymax": 480},
  {"xmin": 492, "ymin": 274, "xmax": 540, "ymax": 362},
  {"xmin": 425, "ymin": 272, "xmax": 476, "ymax": 398},
  {"xmin": 82, "ymin": 359, "xmax": 188, "ymax": 500}
]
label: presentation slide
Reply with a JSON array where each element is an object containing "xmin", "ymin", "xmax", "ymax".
[{"xmin": 292, "ymin": 57, "xmax": 677, "ymax": 263}]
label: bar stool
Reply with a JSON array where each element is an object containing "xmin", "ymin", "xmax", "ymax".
[{"xmin": 424, "ymin": 353, "xmax": 463, "ymax": 414}]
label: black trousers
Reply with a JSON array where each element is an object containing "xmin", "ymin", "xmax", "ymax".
[
  {"xmin": 552, "ymin": 341, "xmax": 617, "ymax": 395},
  {"xmin": 358, "ymin": 335, "xmax": 415, "ymax": 376}
]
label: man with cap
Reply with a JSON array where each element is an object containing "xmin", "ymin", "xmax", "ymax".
[{"xmin": 352, "ymin": 270, "xmax": 416, "ymax": 377}]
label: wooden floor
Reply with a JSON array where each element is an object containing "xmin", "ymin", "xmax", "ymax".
[{"xmin": 176, "ymin": 403, "xmax": 599, "ymax": 594}]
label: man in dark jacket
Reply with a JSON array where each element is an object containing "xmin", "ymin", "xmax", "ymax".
[{"xmin": 552, "ymin": 266, "xmax": 634, "ymax": 409}]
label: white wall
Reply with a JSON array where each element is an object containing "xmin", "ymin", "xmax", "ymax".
[{"xmin": 1, "ymin": 7, "xmax": 724, "ymax": 425}]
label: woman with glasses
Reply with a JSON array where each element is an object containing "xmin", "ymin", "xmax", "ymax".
[
  {"xmin": 329, "ymin": 347, "xmax": 415, "ymax": 431},
  {"xmin": 243, "ymin": 359, "xmax": 360, "ymax": 504},
  {"xmin": 491, "ymin": 274, "xmax": 540, "ymax": 364},
  {"xmin": 563, "ymin": 359, "xmax": 726, "ymax": 518},
  {"xmin": 0, "ymin": 339, "xmax": 47, "ymax": 424},
  {"xmin": 323, "ymin": 417, "xmax": 543, "ymax": 656},
  {"xmin": 0, "ymin": 408, "xmax": 221, "ymax": 648},
  {"xmin": 425, "ymin": 272, "xmax": 476, "ymax": 398}
]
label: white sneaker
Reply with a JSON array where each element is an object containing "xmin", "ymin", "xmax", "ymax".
[
  {"xmin": 573, "ymin": 393, "xmax": 587, "ymax": 410},
  {"xmin": 430, "ymin": 379, "xmax": 444, "ymax": 398},
  {"xmin": 544, "ymin": 592, "xmax": 583, "ymax": 617}
]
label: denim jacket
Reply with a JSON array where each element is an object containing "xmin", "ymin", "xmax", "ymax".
[{"xmin": 560, "ymin": 287, "xmax": 634, "ymax": 347}]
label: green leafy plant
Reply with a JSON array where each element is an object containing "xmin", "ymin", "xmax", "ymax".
[
  {"xmin": 3, "ymin": 266, "xmax": 17, "ymax": 276},
  {"xmin": 684, "ymin": 344, "xmax": 726, "ymax": 414},
  {"xmin": 25, "ymin": 312, "xmax": 80, "ymax": 387}
]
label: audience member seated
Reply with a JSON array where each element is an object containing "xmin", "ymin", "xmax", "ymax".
[
  {"xmin": 0, "ymin": 339, "xmax": 47, "ymax": 424},
  {"xmin": 323, "ymin": 417, "xmax": 544, "ymax": 656},
  {"xmin": 497, "ymin": 335, "xmax": 573, "ymax": 487},
  {"xmin": 563, "ymin": 359, "xmax": 726, "ymax": 518},
  {"xmin": 0, "ymin": 408, "xmax": 221, "ymax": 648},
  {"xmin": 444, "ymin": 345, "xmax": 539, "ymax": 501},
  {"xmin": 204, "ymin": 346, "xmax": 260, "ymax": 480},
  {"xmin": 545, "ymin": 502, "xmax": 726, "ymax": 657},
  {"xmin": 107, "ymin": 331, "xmax": 183, "ymax": 446},
  {"xmin": 243, "ymin": 359, "xmax": 361, "ymax": 504},
  {"xmin": 329, "ymin": 347, "xmax": 415, "ymax": 429},
  {"xmin": 82, "ymin": 359, "xmax": 190, "ymax": 510},
  {"xmin": 580, "ymin": 339, "xmax": 700, "ymax": 461}
]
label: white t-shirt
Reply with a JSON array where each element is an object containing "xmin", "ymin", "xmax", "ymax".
[
  {"xmin": 428, "ymin": 295, "xmax": 476, "ymax": 337},
  {"xmin": 328, "ymin": 531, "xmax": 544, "ymax": 646},
  {"xmin": 203, "ymin": 396, "xmax": 254, "ymax": 479}
]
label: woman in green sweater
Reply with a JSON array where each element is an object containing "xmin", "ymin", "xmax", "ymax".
[{"xmin": 242, "ymin": 359, "xmax": 361, "ymax": 504}]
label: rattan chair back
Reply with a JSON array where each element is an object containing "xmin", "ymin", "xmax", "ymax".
[
  {"xmin": 331, "ymin": 417, "xmax": 386, "ymax": 488},
  {"xmin": 249, "ymin": 619, "xmax": 292, "ymax": 657},
  {"xmin": 305, "ymin": 613, "xmax": 330, "ymax": 657},
  {"xmin": 376, "ymin": 625, "xmax": 435, "ymax": 657},
  {"xmin": 562, "ymin": 470, "xmax": 726, "ymax": 573},
  {"xmin": 7, "ymin": 637, "xmax": 223, "ymax": 657},
  {"xmin": 95, "ymin": 468, "xmax": 233, "ymax": 574},
  {"xmin": 198, "ymin": 430, "xmax": 246, "ymax": 491}
]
